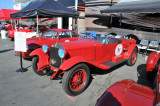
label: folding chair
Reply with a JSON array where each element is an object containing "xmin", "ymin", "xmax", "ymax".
[
  {"xmin": 147, "ymin": 40, "xmax": 159, "ymax": 52},
  {"xmin": 139, "ymin": 39, "xmax": 149, "ymax": 55}
]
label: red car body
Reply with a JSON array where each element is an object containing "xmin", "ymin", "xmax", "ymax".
[
  {"xmin": 16, "ymin": 29, "xmax": 79, "ymax": 58},
  {"xmin": 96, "ymin": 52, "xmax": 160, "ymax": 106},
  {"xmin": 3, "ymin": 25, "xmax": 15, "ymax": 30},
  {"xmin": 8, "ymin": 25, "xmax": 48, "ymax": 38},
  {"xmin": 30, "ymin": 34, "xmax": 137, "ymax": 96}
]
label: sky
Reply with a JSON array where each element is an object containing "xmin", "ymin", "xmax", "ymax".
[{"xmin": 0, "ymin": 0, "xmax": 30, "ymax": 10}]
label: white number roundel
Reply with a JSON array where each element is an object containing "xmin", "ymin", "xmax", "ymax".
[{"xmin": 115, "ymin": 44, "xmax": 123, "ymax": 56}]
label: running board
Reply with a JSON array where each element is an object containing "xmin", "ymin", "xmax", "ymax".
[{"xmin": 101, "ymin": 59, "xmax": 128, "ymax": 68}]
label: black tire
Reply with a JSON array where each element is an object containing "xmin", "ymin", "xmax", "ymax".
[
  {"xmin": 10, "ymin": 38, "xmax": 14, "ymax": 41},
  {"xmin": 32, "ymin": 56, "xmax": 47, "ymax": 76},
  {"xmin": 126, "ymin": 48, "xmax": 138, "ymax": 66},
  {"xmin": 147, "ymin": 71, "xmax": 157, "ymax": 80},
  {"xmin": 125, "ymin": 34, "xmax": 140, "ymax": 44},
  {"xmin": 62, "ymin": 63, "xmax": 90, "ymax": 96},
  {"xmin": 108, "ymin": 32, "xmax": 117, "ymax": 36}
]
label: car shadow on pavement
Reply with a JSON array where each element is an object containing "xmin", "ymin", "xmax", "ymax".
[
  {"xmin": 137, "ymin": 64, "xmax": 154, "ymax": 89},
  {"xmin": 0, "ymin": 49, "xmax": 13, "ymax": 53}
]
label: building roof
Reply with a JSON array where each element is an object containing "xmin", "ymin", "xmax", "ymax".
[{"xmin": 101, "ymin": 0, "xmax": 160, "ymax": 14}]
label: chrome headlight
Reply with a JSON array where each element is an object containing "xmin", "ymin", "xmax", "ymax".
[
  {"xmin": 42, "ymin": 44, "xmax": 48, "ymax": 53},
  {"xmin": 58, "ymin": 48, "xmax": 66, "ymax": 58}
]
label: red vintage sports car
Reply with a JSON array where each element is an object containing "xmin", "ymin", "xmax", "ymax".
[
  {"xmin": 96, "ymin": 51, "xmax": 160, "ymax": 106},
  {"xmin": 30, "ymin": 34, "xmax": 137, "ymax": 96},
  {"xmin": 8, "ymin": 25, "xmax": 48, "ymax": 39},
  {"xmin": 15, "ymin": 29, "xmax": 79, "ymax": 58}
]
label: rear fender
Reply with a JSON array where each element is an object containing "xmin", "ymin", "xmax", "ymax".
[
  {"xmin": 30, "ymin": 48, "xmax": 49, "ymax": 71},
  {"xmin": 123, "ymin": 44, "xmax": 137, "ymax": 59},
  {"xmin": 59, "ymin": 56, "xmax": 110, "ymax": 71},
  {"xmin": 146, "ymin": 52, "xmax": 160, "ymax": 72}
]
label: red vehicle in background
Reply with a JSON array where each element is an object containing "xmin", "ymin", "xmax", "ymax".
[
  {"xmin": 30, "ymin": 34, "xmax": 137, "ymax": 96},
  {"xmin": 8, "ymin": 25, "xmax": 48, "ymax": 40},
  {"xmin": 96, "ymin": 52, "xmax": 160, "ymax": 106},
  {"xmin": 15, "ymin": 29, "xmax": 79, "ymax": 59},
  {"xmin": 3, "ymin": 24, "xmax": 15, "ymax": 30}
]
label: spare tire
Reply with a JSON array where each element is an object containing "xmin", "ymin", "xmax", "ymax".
[
  {"xmin": 125, "ymin": 34, "xmax": 140, "ymax": 44},
  {"xmin": 108, "ymin": 32, "xmax": 117, "ymax": 36}
]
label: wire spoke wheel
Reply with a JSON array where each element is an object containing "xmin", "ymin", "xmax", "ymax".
[
  {"xmin": 131, "ymin": 51, "xmax": 137, "ymax": 64},
  {"xmin": 69, "ymin": 69, "xmax": 86, "ymax": 91},
  {"xmin": 126, "ymin": 48, "xmax": 137, "ymax": 66},
  {"xmin": 62, "ymin": 63, "xmax": 90, "ymax": 96}
]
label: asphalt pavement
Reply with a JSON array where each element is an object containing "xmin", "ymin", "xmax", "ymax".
[{"xmin": 0, "ymin": 38, "xmax": 152, "ymax": 106}]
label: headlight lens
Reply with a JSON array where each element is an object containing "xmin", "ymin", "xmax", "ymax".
[
  {"xmin": 42, "ymin": 44, "xmax": 48, "ymax": 53},
  {"xmin": 58, "ymin": 48, "xmax": 66, "ymax": 58}
]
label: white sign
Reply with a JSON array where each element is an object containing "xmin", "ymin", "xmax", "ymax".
[
  {"xmin": 15, "ymin": 32, "xmax": 27, "ymax": 52},
  {"xmin": 115, "ymin": 44, "xmax": 123, "ymax": 56},
  {"xmin": 13, "ymin": 3, "xmax": 21, "ymax": 10}
]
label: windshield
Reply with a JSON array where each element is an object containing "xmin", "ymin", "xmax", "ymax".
[
  {"xmin": 41, "ymin": 30, "xmax": 58, "ymax": 38},
  {"xmin": 79, "ymin": 33, "xmax": 108, "ymax": 44}
]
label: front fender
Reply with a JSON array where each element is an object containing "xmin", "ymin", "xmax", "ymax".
[
  {"xmin": 123, "ymin": 44, "xmax": 137, "ymax": 59},
  {"xmin": 30, "ymin": 48, "xmax": 49, "ymax": 71},
  {"xmin": 59, "ymin": 56, "xmax": 110, "ymax": 71}
]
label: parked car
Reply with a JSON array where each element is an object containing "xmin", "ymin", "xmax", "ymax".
[
  {"xmin": 146, "ymin": 51, "xmax": 160, "ymax": 79},
  {"xmin": 15, "ymin": 29, "xmax": 79, "ymax": 59},
  {"xmin": 96, "ymin": 51, "xmax": 160, "ymax": 106},
  {"xmin": 30, "ymin": 34, "xmax": 137, "ymax": 96},
  {"xmin": 8, "ymin": 25, "xmax": 48, "ymax": 40}
]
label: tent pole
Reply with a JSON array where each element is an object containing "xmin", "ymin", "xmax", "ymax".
[
  {"xmin": 11, "ymin": 19, "xmax": 13, "ymax": 30},
  {"xmin": 37, "ymin": 15, "xmax": 38, "ymax": 33},
  {"xmin": 20, "ymin": 18, "xmax": 21, "ymax": 27},
  {"xmin": 75, "ymin": 0, "xmax": 78, "ymax": 32},
  {"xmin": 75, "ymin": 0, "xmax": 78, "ymax": 11}
]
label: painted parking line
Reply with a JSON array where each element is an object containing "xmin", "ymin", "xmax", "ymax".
[{"xmin": 66, "ymin": 95, "xmax": 76, "ymax": 102}]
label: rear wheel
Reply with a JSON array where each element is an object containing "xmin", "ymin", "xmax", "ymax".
[
  {"xmin": 147, "ymin": 70, "xmax": 157, "ymax": 80},
  {"xmin": 62, "ymin": 63, "xmax": 90, "ymax": 96},
  {"xmin": 126, "ymin": 48, "xmax": 138, "ymax": 66},
  {"xmin": 32, "ymin": 56, "xmax": 47, "ymax": 76}
]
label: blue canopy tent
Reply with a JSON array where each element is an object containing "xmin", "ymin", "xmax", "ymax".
[
  {"xmin": 11, "ymin": 0, "xmax": 79, "ymax": 32},
  {"xmin": 11, "ymin": 0, "xmax": 78, "ymax": 18}
]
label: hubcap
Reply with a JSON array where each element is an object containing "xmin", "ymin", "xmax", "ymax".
[{"xmin": 69, "ymin": 69, "xmax": 86, "ymax": 91}]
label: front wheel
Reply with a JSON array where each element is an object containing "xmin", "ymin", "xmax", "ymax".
[
  {"xmin": 32, "ymin": 56, "xmax": 47, "ymax": 76},
  {"xmin": 126, "ymin": 48, "xmax": 138, "ymax": 66},
  {"xmin": 62, "ymin": 63, "xmax": 90, "ymax": 96}
]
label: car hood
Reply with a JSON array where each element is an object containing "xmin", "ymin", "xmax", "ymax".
[
  {"xmin": 96, "ymin": 80, "xmax": 154, "ymax": 106},
  {"xmin": 59, "ymin": 39, "xmax": 98, "ymax": 60},
  {"xmin": 26, "ymin": 37, "xmax": 56, "ymax": 46}
]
